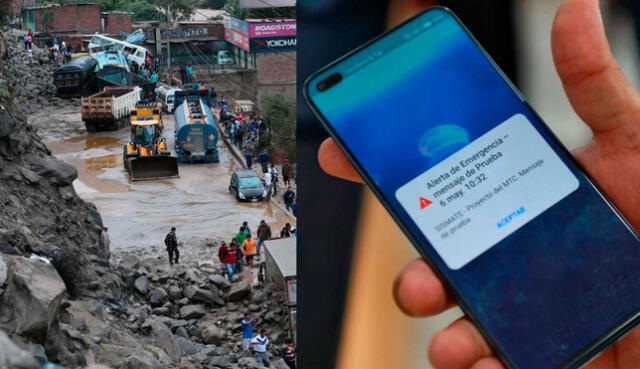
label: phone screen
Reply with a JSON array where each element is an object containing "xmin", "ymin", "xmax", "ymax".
[{"xmin": 305, "ymin": 8, "xmax": 640, "ymax": 369}]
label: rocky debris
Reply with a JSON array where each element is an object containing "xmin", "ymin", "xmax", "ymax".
[
  {"xmin": 209, "ymin": 274, "xmax": 232, "ymax": 290},
  {"xmin": 0, "ymin": 330, "xmax": 40, "ymax": 369},
  {"xmin": 185, "ymin": 285, "xmax": 225, "ymax": 306},
  {"xmin": 150, "ymin": 287, "xmax": 169, "ymax": 306},
  {"xmin": 29, "ymin": 154, "xmax": 78, "ymax": 186},
  {"xmin": 180, "ymin": 304, "xmax": 206, "ymax": 320},
  {"xmin": 199, "ymin": 323, "xmax": 225, "ymax": 345},
  {"xmin": 0, "ymin": 32, "xmax": 112, "ymax": 297},
  {"xmin": 0, "ymin": 255, "xmax": 66, "ymax": 339},
  {"xmin": 0, "ymin": 253, "xmax": 6, "ymax": 286},
  {"xmin": 134, "ymin": 275, "xmax": 149, "ymax": 295},
  {"xmin": 226, "ymin": 281, "xmax": 252, "ymax": 302}
]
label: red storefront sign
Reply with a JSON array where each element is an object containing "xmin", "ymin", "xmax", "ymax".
[{"xmin": 224, "ymin": 28, "xmax": 250, "ymax": 51}]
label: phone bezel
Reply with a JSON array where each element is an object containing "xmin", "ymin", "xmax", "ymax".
[{"xmin": 302, "ymin": 6, "xmax": 640, "ymax": 369}]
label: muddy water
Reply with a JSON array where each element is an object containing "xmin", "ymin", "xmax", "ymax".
[{"xmin": 44, "ymin": 113, "xmax": 292, "ymax": 250}]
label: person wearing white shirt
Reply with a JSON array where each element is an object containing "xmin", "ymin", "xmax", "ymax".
[{"xmin": 250, "ymin": 330, "xmax": 270, "ymax": 367}]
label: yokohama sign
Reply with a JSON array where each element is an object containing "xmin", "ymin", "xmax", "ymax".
[{"xmin": 250, "ymin": 36, "xmax": 296, "ymax": 52}]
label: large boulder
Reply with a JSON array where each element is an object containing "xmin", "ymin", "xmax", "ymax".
[
  {"xmin": 184, "ymin": 285, "xmax": 224, "ymax": 306},
  {"xmin": 180, "ymin": 304, "xmax": 206, "ymax": 320},
  {"xmin": 123, "ymin": 350, "xmax": 163, "ymax": 369},
  {"xmin": 199, "ymin": 323, "xmax": 225, "ymax": 345},
  {"xmin": 168, "ymin": 285, "xmax": 182, "ymax": 300},
  {"xmin": 209, "ymin": 274, "xmax": 231, "ymax": 289},
  {"xmin": 238, "ymin": 357, "xmax": 261, "ymax": 369},
  {"xmin": 149, "ymin": 287, "xmax": 168, "ymax": 306},
  {"xmin": 0, "ymin": 330, "xmax": 40, "ymax": 369},
  {"xmin": 145, "ymin": 319, "xmax": 181, "ymax": 361},
  {"xmin": 133, "ymin": 276, "xmax": 149, "ymax": 295},
  {"xmin": 226, "ymin": 281, "xmax": 251, "ymax": 302},
  {"xmin": 174, "ymin": 335, "xmax": 199, "ymax": 356},
  {"xmin": 0, "ymin": 255, "xmax": 66, "ymax": 339},
  {"xmin": 29, "ymin": 155, "xmax": 78, "ymax": 186}
]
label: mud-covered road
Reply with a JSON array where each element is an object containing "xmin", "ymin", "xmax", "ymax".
[{"xmin": 36, "ymin": 107, "xmax": 291, "ymax": 250}]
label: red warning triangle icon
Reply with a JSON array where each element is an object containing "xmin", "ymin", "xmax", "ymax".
[{"xmin": 420, "ymin": 197, "xmax": 432, "ymax": 210}]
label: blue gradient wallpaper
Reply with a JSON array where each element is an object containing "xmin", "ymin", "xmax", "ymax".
[{"xmin": 308, "ymin": 9, "xmax": 640, "ymax": 369}]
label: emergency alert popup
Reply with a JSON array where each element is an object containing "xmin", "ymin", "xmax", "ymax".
[{"xmin": 395, "ymin": 114, "xmax": 579, "ymax": 270}]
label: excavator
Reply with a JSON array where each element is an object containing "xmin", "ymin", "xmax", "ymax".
[{"xmin": 123, "ymin": 102, "xmax": 179, "ymax": 181}]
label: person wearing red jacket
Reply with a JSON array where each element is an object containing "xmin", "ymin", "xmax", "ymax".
[{"xmin": 218, "ymin": 241, "xmax": 237, "ymax": 282}]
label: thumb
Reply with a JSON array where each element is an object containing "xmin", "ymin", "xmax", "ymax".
[{"xmin": 552, "ymin": 0, "xmax": 640, "ymax": 136}]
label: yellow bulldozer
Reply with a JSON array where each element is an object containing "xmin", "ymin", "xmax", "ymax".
[{"xmin": 123, "ymin": 102, "xmax": 179, "ymax": 181}]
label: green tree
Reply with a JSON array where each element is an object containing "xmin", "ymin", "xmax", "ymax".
[
  {"xmin": 151, "ymin": 0, "xmax": 194, "ymax": 22},
  {"xmin": 223, "ymin": 0, "xmax": 249, "ymax": 19},
  {"xmin": 126, "ymin": 1, "xmax": 165, "ymax": 21},
  {"xmin": 262, "ymin": 93, "xmax": 296, "ymax": 161}
]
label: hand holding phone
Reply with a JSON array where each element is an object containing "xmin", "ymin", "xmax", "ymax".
[{"xmin": 308, "ymin": 1, "xmax": 640, "ymax": 368}]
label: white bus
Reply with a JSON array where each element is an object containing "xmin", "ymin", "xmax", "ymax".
[
  {"xmin": 88, "ymin": 35, "xmax": 151, "ymax": 67},
  {"xmin": 156, "ymin": 85, "xmax": 182, "ymax": 113}
]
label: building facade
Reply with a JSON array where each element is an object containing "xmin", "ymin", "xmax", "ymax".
[
  {"xmin": 22, "ymin": 3, "xmax": 101, "ymax": 34},
  {"xmin": 223, "ymin": 16, "xmax": 296, "ymax": 109}
]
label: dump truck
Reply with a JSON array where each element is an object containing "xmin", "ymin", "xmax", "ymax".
[
  {"xmin": 174, "ymin": 92, "xmax": 219, "ymax": 163},
  {"xmin": 81, "ymin": 86, "xmax": 141, "ymax": 131},
  {"xmin": 96, "ymin": 65, "xmax": 156, "ymax": 102},
  {"xmin": 123, "ymin": 102, "xmax": 179, "ymax": 181}
]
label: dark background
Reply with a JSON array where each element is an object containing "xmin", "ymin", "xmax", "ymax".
[{"xmin": 297, "ymin": 1, "xmax": 517, "ymax": 368}]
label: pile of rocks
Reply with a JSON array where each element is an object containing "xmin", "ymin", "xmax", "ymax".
[
  {"xmin": 4, "ymin": 29, "xmax": 80, "ymax": 112},
  {"xmin": 1, "ymin": 237, "xmax": 292, "ymax": 369}
]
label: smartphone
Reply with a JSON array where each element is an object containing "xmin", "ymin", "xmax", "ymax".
[{"xmin": 304, "ymin": 7, "xmax": 640, "ymax": 369}]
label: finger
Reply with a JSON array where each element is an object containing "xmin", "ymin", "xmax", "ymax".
[
  {"xmin": 318, "ymin": 138, "xmax": 363, "ymax": 183},
  {"xmin": 469, "ymin": 357, "xmax": 508, "ymax": 369},
  {"xmin": 428, "ymin": 318, "xmax": 495, "ymax": 369},
  {"xmin": 552, "ymin": 0, "xmax": 640, "ymax": 135},
  {"xmin": 393, "ymin": 258, "xmax": 456, "ymax": 317}
]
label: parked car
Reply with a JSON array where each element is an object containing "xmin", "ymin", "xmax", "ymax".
[{"xmin": 229, "ymin": 170, "xmax": 267, "ymax": 202}]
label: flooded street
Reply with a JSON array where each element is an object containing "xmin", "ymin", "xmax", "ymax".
[{"xmin": 41, "ymin": 110, "xmax": 292, "ymax": 250}]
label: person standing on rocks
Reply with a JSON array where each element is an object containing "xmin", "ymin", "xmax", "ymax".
[
  {"xmin": 236, "ymin": 226, "xmax": 248, "ymax": 247},
  {"xmin": 242, "ymin": 312, "xmax": 259, "ymax": 350},
  {"xmin": 26, "ymin": 48, "xmax": 33, "ymax": 65},
  {"xmin": 283, "ymin": 338, "xmax": 296, "ymax": 369},
  {"xmin": 251, "ymin": 329, "xmax": 270, "ymax": 367},
  {"xmin": 283, "ymin": 187, "xmax": 296, "ymax": 213},
  {"xmin": 218, "ymin": 241, "xmax": 237, "ymax": 282},
  {"xmin": 242, "ymin": 221, "xmax": 251, "ymax": 235},
  {"xmin": 282, "ymin": 159, "xmax": 292, "ymax": 187},
  {"xmin": 232, "ymin": 238, "xmax": 244, "ymax": 274},
  {"xmin": 256, "ymin": 220, "xmax": 271, "ymax": 257},
  {"xmin": 241, "ymin": 234, "xmax": 258, "ymax": 268},
  {"xmin": 164, "ymin": 227, "xmax": 179, "ymax": 265}
]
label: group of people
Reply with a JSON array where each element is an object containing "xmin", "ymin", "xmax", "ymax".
[
  {"xmin": 179, "ymin": 65, "xmax": 194, "ymax": 85},
  {"xmin": 23, "ymin": 31, "xmax": 74, "ymax": 66},
  {"xmin": 163, "ymin": 226, "xmax": 296, "ymax": 368},
  {"xmin": 218, "ymin": 219, "xmax": 295, "ymax": 282},
  {"xmin": 131, "ymin": 55, "xmax": 159, "ymax": 82},
  {"xmin": 241, "ymin": 313, "xmax": 297, "ymax": 368}
]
